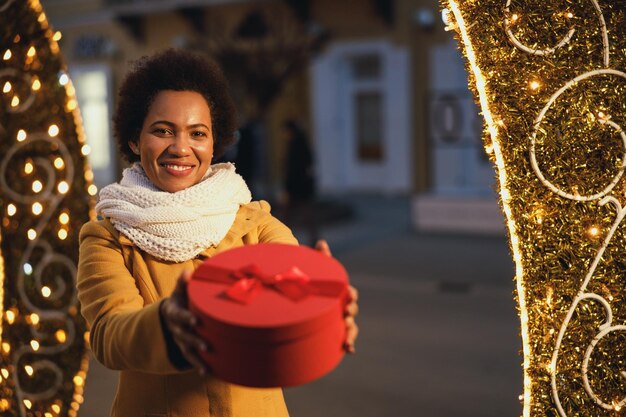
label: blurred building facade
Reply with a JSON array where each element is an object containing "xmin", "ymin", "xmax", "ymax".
[{"xmin": 42, "ymin": 0, "xmax": 502, "ymax": 234}]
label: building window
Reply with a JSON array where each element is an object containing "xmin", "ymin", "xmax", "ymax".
[
  {"xmin": 349, "ymin": 54, "xmax": 384, "ymax": 162},
  {"xmin": 355, "ymin": 91, "xmax": 383, "ymax": 160},
  {"xmin": 70, "ymin": 65, "xmax": 115, "ymax": 186}
]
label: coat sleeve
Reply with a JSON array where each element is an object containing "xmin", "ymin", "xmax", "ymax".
[{"xmin": 77, "ymin": 221, "xmax": 186, "ymax": 375}]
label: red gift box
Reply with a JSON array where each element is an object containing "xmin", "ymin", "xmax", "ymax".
[{"xmin": 188, "ymin": 243, "xmax": 350, "ymax": 388}]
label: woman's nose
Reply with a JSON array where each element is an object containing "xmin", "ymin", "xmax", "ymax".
[{"xmin": 168, "ymin": 134, "xmax": 191, "ymax": 156}]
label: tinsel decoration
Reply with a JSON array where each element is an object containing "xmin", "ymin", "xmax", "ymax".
[
  {"xmin": 0, "ymin": 0, "xmax": 96, "ymax": 416},
  {"xmin": 440, "ymin": 0, "xmax": 626, "ymax": 415}
]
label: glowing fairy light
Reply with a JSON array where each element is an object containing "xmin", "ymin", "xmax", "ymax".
[
  {"xmin": 54, "ymin": 157, "xmax": 65, "ymax": 169},
  {"xmin": 55, "ymin": 329, "xmax": 67, "ymax": 343},
  {"xmin": 59, "ymin": 212, "xmax": 70, "ymax": 224},
  {"xmin": 58, "ymin": 229, "xmax": 68, "ymax": 240},
  {"xmin": 24, "ymin": 161, "xmax": 34, "ymax": 174},
  {"xmin": 24, "ymin": 365, "xmax": 34, "ymax": 376},
  {"xmin": 48, "ymin": 124, "xmax": 60, "ymax": 137},
  {"xmin": 5, "ymin": 310, "xmax": 15, "ymax": 324},
  {"xmin": 26, "ymin": 46, "xmax": 36, "ymax": 58},
  {"xmin": 27, "ymin": 229, "xmax": 37, "ymax": 240},
  {"xmin": 3, "ymin": 49, "xmax": 11, "ymax": 60},
  {"xmin": 24, "ymin": 399, "xmax": 32, "ymax": 409},
  {"xmin": 32, "ymin": 202, "xmax": 43, "ymax": 215},
  {"xmin": 7, "ymin": 204, "xmax": 16, "ymax": 216},
  {"xmin": 32, "ymin": 180, "xmax": 43, "ymax": 193},
  {"xmin": 2, "ymin": 81, "xmax": 11, "ymax": 93},
  {"xmin": 29, "ymin": 313, "xmax": 39, "ymax": 325},
  {"xmin": 53, "ymin": 31, "xmax": 62, "ymax": 41},
  {"xmin": 58, "ymin": 72, "xmax": 69, "ymax": 86},
  {"xmin": 23, "ymin": 263, "xmax": 33, "ymax": 275},
  {"xmin": 32, "ymin": 77, "xmax": 41, "ymax": 91},
  {"xmin": 80, "ymin": 144, "xmax": 91, "ymax": 156},
  {"xmin": 11, "ymin": 95, "xmax": 19, "ymax": 107},
  {"xmin": 30, "ymin": 340, "xmax": 40, "ymax": 351},
  {"xmin": 41, "ymin": 286, "xmax": 52, "ymax": 298},
  {"xmin": 17, "ymin": 129, "xmax": 27, "ymax": 142},
  {"xmin": 529, "ymin": 80, "xmax": 541, "ymax": 90},
  {"xmin": 58, "ymin": 181, "xmax": 69, "ymax": 194},
  {"xmin": 87, "ymin": 184, "xmax": 98, "ymax": 196}
]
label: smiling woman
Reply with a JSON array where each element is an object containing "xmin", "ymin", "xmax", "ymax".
[
  {"xmin": 75, "ymin": 49, "xmax": 360, "ymax": 417},
  {"xmin": 129, "ymin": 90, "xmax": 215, "ymax": 193}
]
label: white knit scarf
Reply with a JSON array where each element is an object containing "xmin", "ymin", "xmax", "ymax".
[{"xmin": 96, "ymin": 162, "xmax": 252, "ymax": 262}]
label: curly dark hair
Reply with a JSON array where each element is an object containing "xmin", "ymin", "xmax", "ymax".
[{"xmin": 113, "ymin": 49, "xmax": 238, "ymax": 162}]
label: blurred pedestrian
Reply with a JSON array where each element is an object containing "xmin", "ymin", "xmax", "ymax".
[{"xmin": 282, "ymin": 119, "xmax": 319, "ymax": 246}]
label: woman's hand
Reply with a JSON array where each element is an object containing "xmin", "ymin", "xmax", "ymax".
[
  {"xmin": 315, "ymin": 240, "xmax": 360, "ymax": 353},
  {"xmin": 160, "ymin": 270, "xmax": 211, "ymax": 375}
]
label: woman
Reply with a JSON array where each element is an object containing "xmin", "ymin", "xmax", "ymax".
[{"xmin": 77, "ymin": 49, "xmax": 359, "ymax": 417}]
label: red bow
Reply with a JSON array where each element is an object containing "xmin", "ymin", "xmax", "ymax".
[{"xmin": 193, "ymin": 263, "xmax": 347, "ymax": 304}]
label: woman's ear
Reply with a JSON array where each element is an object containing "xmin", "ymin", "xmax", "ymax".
[{"xmin": 129, "ymin": 141, "xmax": 140, "ymax": 155}]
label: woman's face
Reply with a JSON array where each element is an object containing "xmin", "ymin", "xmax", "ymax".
[{"xmin": 130, "ymin": 90, "xmax": 214, "ymax": 193}]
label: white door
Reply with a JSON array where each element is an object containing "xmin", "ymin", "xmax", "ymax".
[{"xmin": 311, "ymin": 40, "xmax": 411, "ymax": 193}]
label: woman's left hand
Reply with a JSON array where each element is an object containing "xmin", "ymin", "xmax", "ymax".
[{"xmin": 315, "ymin": 240, "xmax": 359, "ymax": 353}]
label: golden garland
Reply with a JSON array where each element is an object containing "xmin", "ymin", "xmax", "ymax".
[
  {"xmin": 441, "ymin": 0, "xmax": 626, "ymax": 415},
  {"xmin": 0, "ymin": 0, "xmax": 95, "ymax": 416}
]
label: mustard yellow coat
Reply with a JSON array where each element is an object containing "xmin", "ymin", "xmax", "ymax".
[{"xmin": 77, "ymin": 201, "xmax": 297, "ymax": 417}]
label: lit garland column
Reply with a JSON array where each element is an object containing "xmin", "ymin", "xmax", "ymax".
[
  {"xmin": 440, "ymin": 0, "xmax": 626, "ymax": 415},
  {"xmin": 0, "ymin": 0, "xmax": 96, "ymax": 416}
]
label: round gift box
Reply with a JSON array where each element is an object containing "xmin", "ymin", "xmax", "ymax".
[{"xmin": 188, "ymin": 243, "xmax": 349, "ymax": 388}]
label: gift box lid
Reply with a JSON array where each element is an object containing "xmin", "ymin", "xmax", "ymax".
[{"xmin": 188, "ymin": 243, "xmax": 349, "ymax": 343}]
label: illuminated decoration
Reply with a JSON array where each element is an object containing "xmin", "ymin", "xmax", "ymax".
[
  {"xmin": 0, "ymin": 0, "xmax": 95, "ymax": 416},
  {"xmin": 441, "ymin": 0, "xmax": 626, "ymax": 415}
]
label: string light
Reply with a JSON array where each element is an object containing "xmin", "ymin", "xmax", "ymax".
[
  {"xmin": 17, "ymin": 129, "xmax": 27, "ymax": 141},
  {"xmin": 7, "ymin": 203, "xmax": 16, "ymax": 216},
  {"xmin": 3, "ymin": 49, "xmax": 11, "ymax": 60},
  {"xmin": 445, "ymin": 0, "xmax": 625, "ymax": 416},
  {"xmin": 58, "ymin": 229, "xmax": 68, "ymax": 240},
  {"xmin": 41, "ymin": 286, "xmax": 52, "ymax": 298},
  {"xmin": 53, "ymin": 30, "xmax": 62, "ymax": 41},
  {"xmin": 48, "ymin": 123, "xmax": 59, "ymax": 136},
  {"xmin": 27, "ymin": 229, "xmax": 37, "ymax": 240},
  {"xmin": 29, "ymin": 313, "xmax": 39, "ymax": 325},
  {"xmin": 88, "ymin": 184, "xmax": 98, "ymax": 196},
  {"xmin": 59, "ymin": 212, "xmax": 69, "ymax": 224},
  {"xmin": 24, "ymin": 161, "xmax": 34, "ymax": 174},
  {"xmin": 32, "ymin": 202, "xmax": 43, "ymax": 215},
  {"xmin": 55, "ymin": 329, "xmax": 67, "ymax": 343},
  {"xmin": 2, "ymin": 81, "xmax": 11, "ymax": 93},
  {"xmin": 26, "ymin": 45, "xmax": 36, "ymax": 57},
  {"xmin": 58, "ymin": 72, "xmax": 69, "ymax": 86},
  {"xmin": 80, "ymin": 144, "xmax": 91, "ymax": 156},
  {"xmin": 32, "ymin": 180, "xmax": 43, "ymax": 192},
  {"xmin": 32, "ymin": 77, "xmax": 41, "ymax": 91},
  {"xmin": 5, "ymin": 310, "xmax": 15, "ymax": 324},
  {"xmin": 24, "ymin": 365, "xmax": 34, "ymax": 376},
  {"xmin": 54, "ymin": 157, "xmax": 65, "ymax": 169},
  {"xmin": 11, "ymin": 95, "xmax": 20, "ymax": 107},
  {"xmin": 58, "ymin": 181, "xmax": 69, "ymax": 194}
]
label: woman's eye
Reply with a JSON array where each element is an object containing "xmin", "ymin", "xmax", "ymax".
[
  {"xmin": 191, "ymin": 131, "xmax": 207, "ymax": 138},
  {"xmin": 153, "ymin": 128, "xmax": 172, "ymax": 135}
]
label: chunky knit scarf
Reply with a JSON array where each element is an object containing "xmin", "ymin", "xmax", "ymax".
[{"xmin": 96, "ymin": 162, "xmax": 252, "ymax": 262}]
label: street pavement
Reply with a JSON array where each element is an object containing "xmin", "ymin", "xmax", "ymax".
[{"xmin": 78, "ymin": 195, "xmax": 522, "ymax": 417}]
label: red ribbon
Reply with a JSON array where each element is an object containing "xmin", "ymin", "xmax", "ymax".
[{"xmin": 193, "ymin": 263, "xmax": 347, "ymax": 304}]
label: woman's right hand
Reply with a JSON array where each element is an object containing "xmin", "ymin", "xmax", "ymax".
[{"xmin": 160, "ymin": 270, "xmax": 211, "ymax": 375}]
